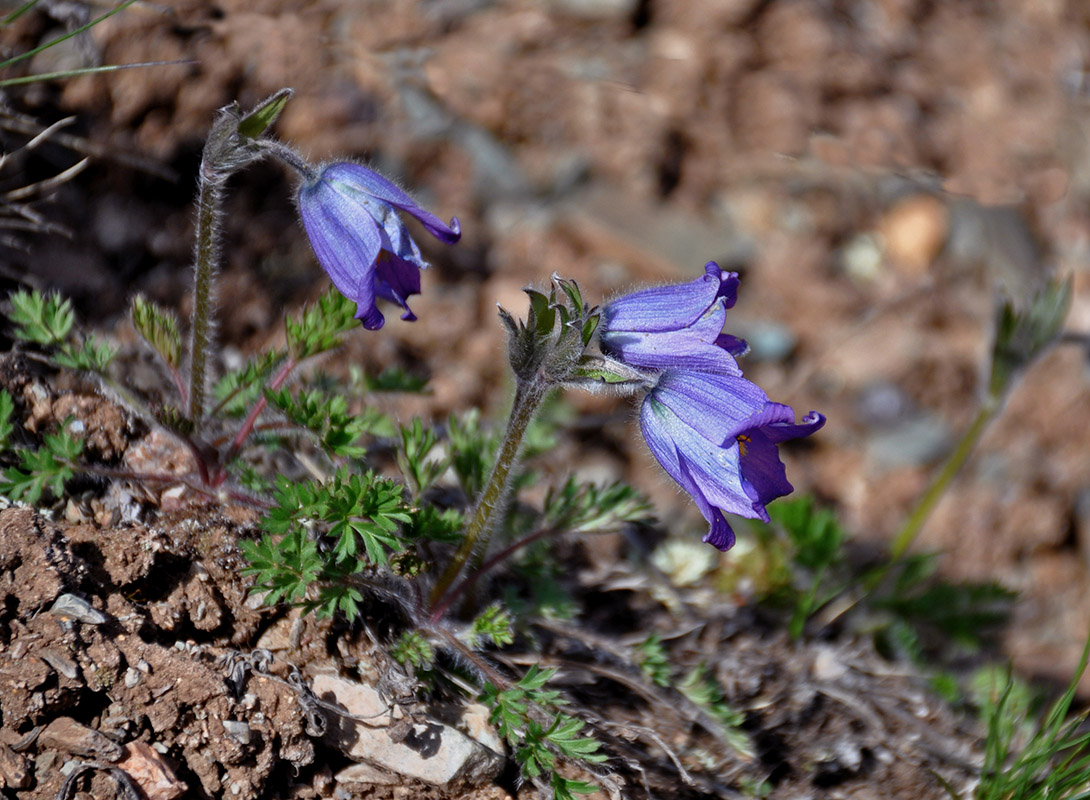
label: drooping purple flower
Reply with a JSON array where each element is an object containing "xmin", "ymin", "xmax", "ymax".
[
  {"xmin": 640, "ymin": 369, "xmax": 825, "ymax": 551},
  {"xmin": 599, "ymin": 262, "xmax": 748, "ymax": 374},
  {"xmin": 297, "ymin": 162, "xmax": 460, "ymax": 330}
]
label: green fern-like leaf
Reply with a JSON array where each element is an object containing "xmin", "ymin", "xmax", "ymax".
[{"xmin": 8, "ymin": 290, "xmax": 73, "ymax": 346}]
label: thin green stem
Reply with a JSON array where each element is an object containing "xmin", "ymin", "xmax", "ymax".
[
  {"xmin": 0, "ymin": 60, "xmax": 193, "ymax": 89},
  {"xmin": 429, "ymin": 378, "xmax": 548, "ymax": 609},
  {"xmin": 187, "ymin": 163, "xmax": 223, "ymax": 423},
  {"xmin": 889, "ymin": 394, "xmax": 1000, "ymax": 560}
]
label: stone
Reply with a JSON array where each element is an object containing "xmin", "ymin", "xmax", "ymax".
[
  {"xmin": 311, "ymin": 672, "xmax": 504, "ymax": 787},
  {"xmin": 0, "ymin": 742, "xmax": 30, "ymax": 789},
  {"xmin": 222, "ymin": 720, "xmax": 252, "ymax": 746},
  {"xmin": 39, "ymin": 717, "xmax": 123, "ymax": 761},
  {"xmin": 116, "ymin": 741, "xmax": 187, "ymax": 800}
]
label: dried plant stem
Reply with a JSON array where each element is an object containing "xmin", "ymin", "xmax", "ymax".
[{"xmin": 429, "ymin": 377, "xmax": 549, "ymax": 609}]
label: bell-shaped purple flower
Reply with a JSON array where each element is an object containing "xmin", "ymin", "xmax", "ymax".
[
  {"xmin": 297, "ymin": 162, "xmax": 460, "ymax": 330},
  {"xmin": 599, "ymin": 261, "xmax": 747, "ymax": 375},
  {"xmin": 640, "ymin": 369, "xmax": 824, "ymax": 551}
]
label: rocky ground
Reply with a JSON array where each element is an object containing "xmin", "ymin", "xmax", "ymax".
[{"xmin": 1, "ymin": 0, "xmax": 1090, "ymax": 797}]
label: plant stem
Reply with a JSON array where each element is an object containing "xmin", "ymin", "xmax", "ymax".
[
  {"xmin": 889, "ymin": 393, "xmax": 1000, "ymax": 559},
  {"xmin": 213, "ymin": 357, "xmax": 297, "ymax": 486},
  {"xmin": 187, "ymin": 158, "xmax": 225, "ymax": 423},
  {"xmin": 429, "ymin": 377, "xmax": 549, "ymax": 609},
  {"xmin": 430, "ymin": 524, "xmax": 557, "ymax": 622}
]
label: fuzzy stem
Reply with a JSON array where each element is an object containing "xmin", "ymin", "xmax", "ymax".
[
  {"xmin": 889, "ymin": 394, "xmax": 999, "ymax": 559},
  {"xmin": 187, "ymin": 159, "xmax": 225, "ymax": 423},
  {"xmin": 257, "ymin": 138, "xmax": 318, "ymax": 182},
  {"xmin": 429, "ymin": 377, "xmax": 549, "ymax": 609}
]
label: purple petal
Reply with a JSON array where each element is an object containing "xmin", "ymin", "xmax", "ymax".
[
  {"xmin": 715, "ymin": 333, "xmax": 749, "ymax": 357},
  {"xmin": 602, "ymin": 262, "xmax": 740, "ymax": 334},
  {"xmin": 298, "ymin": 180, "xmax": 383, "ymax": 327},
  {"xmin": 652, "ymin": 371, "xmax": 767, "ymax": 444},
  {"xmin": 374, "ymin": 254, "xmax": 422, "ymax": 322},
  {"xmin": 321, "ymin": 162, "xmax": 461, "ymax": 244},
  {"xmin": 641, "ymin": 394, "xmax": 756, "ymax": 530},
  {"xmin": 759, "ymin": 407, "xmax": 827, "ymax": 444},
  {"xmin": 602, "ymin": 301, "xmax": 743, "ymax": 374},
  {"xmin": 737, "ymin": 428, "xmax": 793, "ymax": 507}
]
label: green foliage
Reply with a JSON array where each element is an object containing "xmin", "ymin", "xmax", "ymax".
[
  {"xmin": 237, "ymin": 88, "xmax": 292, "ymax": 139},
  {"xmin": 3, "ymin": 1, "xmax": 42, "ymax": 26},
  {"xmin": 396, "ymin": 419, "xmax": 447, "ymax": 496},
  {"xmin": 879, "ymin": 566, "xmax": 1015, "ymax": 651},
  {"xmin": 390, "ymin": 630, "xmax": 435, "ymax": 670},
  {"xmin": 990, "ymin": 276, "xmax": 1071, "ymax": 397},
  {"xmin": 480, "ymin": 665, "xmax": 605, "ymax": 800},
  {"xmin": 447, "ymin": 409, "xmax": 496, "ymax": 499},
  {"xmin": 974, "ymin": 638, "xmax": 1090, "ymax": 800},
  {"xmin": 503, "ymin": 547, "xmax": 578, "ymax": 622},
  {"xmin": 52, "ymin": 336, "xmax": 116, "ymax": 373},
  {"xmin": 497, "ymin": 277, "xmax": 600, "ymax": 384},
  {"xmin": 285, "ymin": 286, "xmax": 359, "ymax": 360},
  {"xmin": 351, "ymin": 365, "xmax": 429, "ymax": 394},
  {"xmin": 212, "ymin": 351, "xmax": 285, "ymax": 417},
  {"xmin": 468, "ymin": 603, "xmax": 515, "ymax": 648},
  {"xmin": 542, "ymin": 477, "xmax": 653, "ymax": 534},
  {"xmin": 243, "ymin": 468, "xmax": 411, "ymax": 617},
  {"xmin": 677, "ymin": 663, "xmax": 753, "ymax": 758},
  {"xmin": 872, "ymin": 553, "xmax": 1015, "ymax": 658},
  {"xmin": 130, "ymin": 295, "xmax": 182, "ymax": 370},
  {"xmin": 764, "ymin": 497, "xmax": 848, "ymax": 638},
  {"xmin": 0, "ymin": 0, "xmax": 137, "ymax": 80},
  {"xmin": 9, "ymin": 290, "xmax": 73, "ymax": 346},
  {"xmin": 402, "ymin": 505, "xmax": 463, "ymax": 543},
  {"xmin": 0, "ymin": 425, "xmax": 82, "ymax": 504},
  {"xmin": 7, "ymin": 290, "xmax": 115, "ymax": 373},
  {"xmin": 267, "ymin": 387, "xmax": 388, "ymax": 459},
  {"xmin": 635, "ymin": 634, "xmax": 671, "ymax": 688},
  {"xmin": 0, "ymin": 390, "xmax": 15, "ymax": 446}
]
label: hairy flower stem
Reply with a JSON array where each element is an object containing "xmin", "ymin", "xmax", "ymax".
[
  {"xmin": 187, "ymin": 160, "xmax": 225, "ymax": 423},
  {"xmin": 889, "ymin": 394, "xmax": 999, "ymax": 559},
  {"xmin": 430, "ymin": 377, "xmax": 549, "ymax": 610}
]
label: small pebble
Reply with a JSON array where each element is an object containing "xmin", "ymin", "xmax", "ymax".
[
  {"xmin": 50, "ymin": 594, "xmax": 109, "ymax": 626},
  {"xmin": 222, "ymin": 720, "xmax": 251, "ymax": 746}
]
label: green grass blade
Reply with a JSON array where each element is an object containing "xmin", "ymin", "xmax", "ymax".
[
  {"xmin": 2, "ymin": 0, "xmax": 42, "ymax": 26},
  {"xmin": 0, "ymin": 60, "xmax": 189, "ymax": 88},
  {"xmin": 0, "ymin": 0, "xmax": 137, "ymax": 72}
]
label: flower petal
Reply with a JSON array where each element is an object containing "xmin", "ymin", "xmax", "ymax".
[
  {"xmin": 602, "ymin": 262, "xmax": 739, "ymax": 334},
  {"xmin": 737, "ymin": 428, "xmax": 793, "ymax": 507},
  {"xmin": 322, "ymin": 162, "xmax": 461, "ymax": 244},
  {"xmin": 760, "ymin": 408, "xmax": 827, "ymax": 444},
  {"xmin": 602, "ymin": 301, "xmax": 743, "ymax": 374},
  {"xmin": 374, "ymin": 254, "xmax": 422, "ymax": 322},
  {"xmin": 652, "ymin": 371, "xmax": 768, "ymax": 444},
  {"xmin": 298, "ymin": 179, "xmax": 383, "ymax": 327},
  {"xmin": 641, "ymin": 393, "xmax": 756, "ymax": 530}
]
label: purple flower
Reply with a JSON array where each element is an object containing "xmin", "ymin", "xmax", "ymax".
[
  {"xmin": 640, "ymin": 369, "xmax": 824, "ymax": 551},
  {"xmin": 298, "ymin": 162, "xmax": 460, "ymax": 330},
  {"xmin": 599, "ymin": 262, "xmax": 748, "ymax": 374}
]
